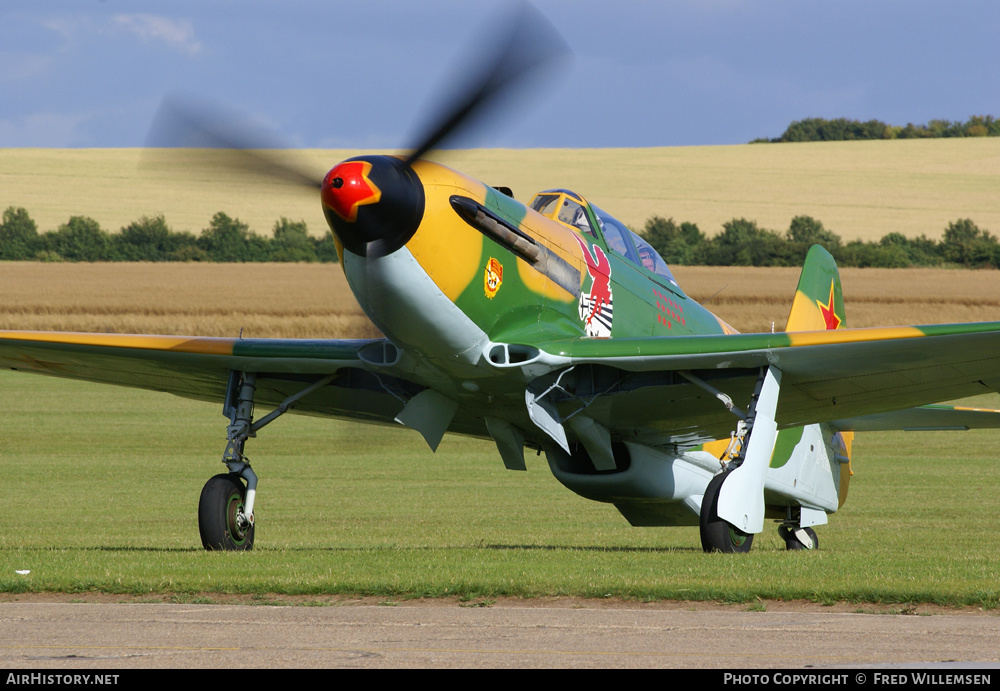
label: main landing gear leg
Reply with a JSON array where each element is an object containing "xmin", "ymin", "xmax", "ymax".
[
  {"xmin": 199, "ymin": 372, "xmax": 258, "ymax": 551},
  {"xmin": 196, "ymin": 371, "xmax": 337, "ymax": 551},
  {"xmin": 700, "ymin": 366, "xmax": 781, "ymax": 553}
]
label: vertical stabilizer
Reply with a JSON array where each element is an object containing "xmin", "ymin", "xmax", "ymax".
[
  {"xmin": 785, "ymin": 245, "xmax": 846, "ymax": 332},
  {"xmin": 780, "ymin": 245, "xmax": 853, "ymax": 512}
]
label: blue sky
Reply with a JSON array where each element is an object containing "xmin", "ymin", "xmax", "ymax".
[{"xmin": 3, "ymin": 0, "xmax": 999, "ymax": 149}]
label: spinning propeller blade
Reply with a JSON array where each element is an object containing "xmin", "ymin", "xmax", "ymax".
[
  {"xmin": 143, "ymin": 97, "xmax": 324, "ymax": 190},
  {"xmin": 142, "ymin": 3, "xmax": 570, "ymax": 258},
  {"xmin": 403, "ymin": 2, "xmax": 570, "ymax": 166}
]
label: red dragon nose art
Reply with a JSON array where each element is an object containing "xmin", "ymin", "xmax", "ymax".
[{"xmin": 575, "ymin": 236, "xmax": 614, "ymax": 338}]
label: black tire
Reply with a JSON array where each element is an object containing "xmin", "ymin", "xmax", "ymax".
[
  {"xmin": 700, "ymin": 470, "xmax": 754, "ymax": 553},
  {"xmin": 199, "ymin": 473, "xmax": 255, "ymax": 551},
  {"xmin": 779, "ymin": 525, "xmax": 818, "ymax": 551}
]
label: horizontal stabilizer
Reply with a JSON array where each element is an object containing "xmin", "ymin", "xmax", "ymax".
[{"xmin": 833, "ymin": 404, "xmax": 1000, "ymax": 432}]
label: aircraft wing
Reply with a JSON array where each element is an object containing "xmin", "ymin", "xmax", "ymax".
[
  {"xmin": 530, "ymin": 321, "xmax": 1000, "ymax": 442},
  {"xmin": 0, "ymin": 331, "xmax": 416, "ymax": 427},
  {"xmin": 8, "ymin": 321, "xmax": 1000, "ymax": 450}
]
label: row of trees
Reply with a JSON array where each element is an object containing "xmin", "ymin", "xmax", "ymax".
[
  {"xmin": 0, "ymin": 207, "xmax": 339, "ymax": 263},
  {"xmin": 642, "ymin": 215, "xmax": 1000, "ymax": 269},
  {"xmin": 2, "ymin": 205, "xmax": 998, "ymax": 270},
  {"xmin": 756, "ymin": 116, "xmax": 1000, "ymax": 143}
]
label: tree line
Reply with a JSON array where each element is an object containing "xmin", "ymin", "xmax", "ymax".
[
  {"xmin": 755, "ymin": 116, "xmax": 1000, "ymax": 143},
  {"xmin": 2, "ymin": 205, "xmax": 998, "ymax": 270},
  {"xmin": 643, "ymin": 215, "xmax": 1000, "ymax": 269},
  {"xmin": 0, "ymin": 207, "xmax": 339, "ymax": 263}
]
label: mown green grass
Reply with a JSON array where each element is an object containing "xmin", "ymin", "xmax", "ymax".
[{"xmin": 1, "ymin": 371, "xmax": 998, "ymax": 607}]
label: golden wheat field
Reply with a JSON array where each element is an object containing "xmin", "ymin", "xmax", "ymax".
[
  {"xmin": 3, "ymin": 261, "xmax": 1000, "ymax": 338},
  {"xmin": 3, "ymin": 139, "xmax": 1000, "ymax": 242},
  {"xmin": 0, "ymin": 262, "xmax": 377, "ymax": 339}
]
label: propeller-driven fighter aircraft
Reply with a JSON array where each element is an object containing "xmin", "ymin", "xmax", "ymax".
[{"xmin": 4, "ymin": 7, "xmax": 1000, "ymax": 553}]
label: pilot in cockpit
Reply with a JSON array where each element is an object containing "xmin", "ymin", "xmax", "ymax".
[{"xmin": 637, "ymin": 246, "xmax": 657, "ymax": 272}]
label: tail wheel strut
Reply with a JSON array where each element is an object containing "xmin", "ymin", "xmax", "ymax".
[{"xmin": 778, "ymin": 525, "xmax": 819, "ymax": 551}]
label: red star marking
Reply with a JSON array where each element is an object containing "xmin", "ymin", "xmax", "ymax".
[
  {"xmin": 816, "ymin": 281, "xmax": 842, "ymax": 330},
  {"xmin": 322, "ymin": 161, "xmax": 382, "ymax": 222}
]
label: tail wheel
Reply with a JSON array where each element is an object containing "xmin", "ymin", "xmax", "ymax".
[
  {"xmin": 779, "ymin": 525, "xmax": 819, "ymax": 551},
  {"xmin": 700, "ymin": 470, "xmax": 754, "ymax": 553},
  {"xmin": 199, "ymin": 473, "xmax": 255, "ymax": 551}
]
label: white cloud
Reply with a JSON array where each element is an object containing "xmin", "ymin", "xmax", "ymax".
[
  {"xmin": 112, "ymin": 14, "xmax": 201, "ymax": 55},
  {"xmin": 39, "ymin": 14, "xmax": 87, "ymax": 43}
]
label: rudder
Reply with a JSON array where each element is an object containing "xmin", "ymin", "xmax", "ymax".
[{"xmin": 785, "ymin": 245, "xmax": 846, "ymax": 332}]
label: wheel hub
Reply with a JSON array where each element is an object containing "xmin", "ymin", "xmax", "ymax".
[{"xmin": 227, "ymin": 494, "xmax": 251, "ymax": 541}]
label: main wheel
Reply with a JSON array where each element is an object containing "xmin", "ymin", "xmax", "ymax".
[
  {"xmin": 700, "ymin": 470, "xmax": 754, "ymax": 553},
  {"xmin": 199, "ymin": 473, "xmax": 255, "ymax": 551},
  {"xmin": 779, "ymin": 525, "xmax": 818, "ymax": 551}
]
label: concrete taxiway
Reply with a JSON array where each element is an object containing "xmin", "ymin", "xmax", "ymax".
[{"xmin": 1, "ymin": 599, "xmax": 998, "ymax": 669}]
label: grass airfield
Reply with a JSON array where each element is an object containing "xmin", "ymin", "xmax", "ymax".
[{"xmin": 1, "ymin": 371, "xmax": 998, "ymax": 608}]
